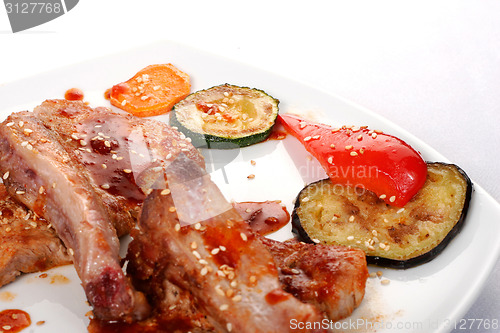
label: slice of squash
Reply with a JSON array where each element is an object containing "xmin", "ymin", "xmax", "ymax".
[
  {"xmin": 169, "ymin": 84, "xmax": 279, "ymax": 149},
  {"xmin": 292, "ymin": 163, "xmax": 473, "ymax": 269}
]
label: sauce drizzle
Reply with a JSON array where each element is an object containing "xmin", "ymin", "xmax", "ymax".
[{"xmin": 0, "ymin": 309, "xmax": 31, "ymax": 333}]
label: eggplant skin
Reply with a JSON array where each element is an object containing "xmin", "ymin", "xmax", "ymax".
[{"xmin": 292, "ymin": 163, "xmax": 473, "ymax": 269}]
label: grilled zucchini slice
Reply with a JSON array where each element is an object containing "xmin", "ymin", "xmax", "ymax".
[
  {"xmin": 292, "ymin": 163, "xmax": 472, "ymax": 268},
  {"xmin": 169, "ymin": 84, "xmax": 279, "ymax": 149}
]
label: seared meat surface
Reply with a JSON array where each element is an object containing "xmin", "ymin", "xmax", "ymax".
[
  {"xmin": 0, "ymin": 111, "xmax": 149, "ymax": 321},
  {"xmin": 34, "ymin": 99, "xmax": 204, "ymax": 236},
  {"xmin": 127, "ymin": 155, "xmax": 325, "ymax": 333},
  {"xmin": 260, "ymin": 236, "xmax": 368, "ymax": 322},
  {"xmin": 0, "ymin": 184, "xmax": 71, "ymax": 287}
]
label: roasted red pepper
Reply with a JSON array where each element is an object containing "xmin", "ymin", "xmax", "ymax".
[{"xmin": 279, "ymin": 114, "xmax": 427, "ymax": 207}]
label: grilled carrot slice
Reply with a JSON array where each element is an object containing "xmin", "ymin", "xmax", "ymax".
[{"xmin": 109, "ymin": 64, "xmax": 190, "ymax": 117}]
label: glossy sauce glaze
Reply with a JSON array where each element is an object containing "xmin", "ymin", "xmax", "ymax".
[
  {"xmin": 64, "ymin": 88, "xmax": 84, "ymax": 101},
  {"xmin": 0, "ymin": 309, "xmax": 31, "ymax": 333},
  {"xmin": 233, "ymin": 201, "xmax": 290, "ymax": 236}
]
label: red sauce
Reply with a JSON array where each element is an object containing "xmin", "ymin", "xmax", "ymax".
[
  {"xmin": 0, "ymin": 309, "xmax": 31, "ymax": 333},
  {"xmin": 266, "ymin": 128, "xmax": 287, "ymax": 141},
  {"xmin": 104, "ymin": 88, "xmax": 111, "ymax": 100},
  {"xmin": 265, "ymin": 289, "xmax": 291, "ymax": 305},
  {"xmin": 64, "ymin": 88, "xmax": 84, "ymax": 101},
  {"xmin": 233, "ymin": 201, "xmax": 290, "ymax": 236}
]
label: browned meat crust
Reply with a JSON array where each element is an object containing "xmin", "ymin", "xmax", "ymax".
[
  {"xmin": 126, "ymin": 155, "xmax": 326, "ymax": 333},
  {"xmin": 260, "ymin": 237, "xmax": 368, "ymax": 322},
  {"xmin": 0, "ymin": 184, "xmax": 71, "ymax": 287}
]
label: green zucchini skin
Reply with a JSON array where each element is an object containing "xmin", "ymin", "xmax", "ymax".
[
  {"xmin": 291, "ymin": 162, "xmax": 473, "ymax": 269},
  {"xmin": 169, "ymin": 84, "xmax": 279, "ymax": 149}
]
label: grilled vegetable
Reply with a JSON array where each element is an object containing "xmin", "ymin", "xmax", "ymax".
[
  {"xmin": 279, "ymin": 114, "xmax": 427, "ymax": 207},
  {"xmin": 170, "ymin": 84, "xmax": 279, "ymax": 149},
  {"xmin": 109, "ymin": 63, "xmax": 191, "ymax": 117},
  {"xmin": 292, "ymin": 163, "xmax": 472, "ymax": 268}
]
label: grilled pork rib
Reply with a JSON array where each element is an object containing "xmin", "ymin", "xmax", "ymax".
[
  {"xmin": 0, "ymin": 111, "xmax": 149, "ymax": 321},
  {"xmin": 0, "ymin": 184, "xmax": 71, "ymax": 287},
  {"xmin": 260, "ymin": 237, "xmax": 368, "ymax": 322},
  {"xmin": 33, "ymin": 99, "xmax": 204, "ymax": 236},
  {"xmin": 127, "ymin": 154, "xmax": 326, "ymax": 333}
]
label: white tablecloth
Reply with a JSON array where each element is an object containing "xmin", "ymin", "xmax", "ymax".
[{"xmin": 1, "ymin": 1, "xmax": 499, "ymax": 331}]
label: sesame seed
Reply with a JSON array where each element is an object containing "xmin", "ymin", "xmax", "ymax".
[
  {"xmin": 39, "ymin": 186, "xmax": 45, "ymax": 194},
  {"xmin": 371, "ymin": 133, "xmax": 378, "ymax": 139},
  {"xmin": 168, "ymin": 305, "xmax": 176, "ymax": 310},
  {"xmin": 68, "ymin": 248, "xmax": 74, "ymax": 256},
  {"xmin": 312, "ymin": 238, "xmax": 320, "ymax": 244},
  {"xmin": 250, "ymin": 160, "xmax": 256, "ymax": 166},
  {"xmin": 219, "ymin": 304, "xmax": 229, "ymax": 311},
  {"xmin": 16, "ymin": 190, "xmax": 25, "ymax": 195},
  {"xmin": 347, "ymin": 235, "xmax": 354, "ymax": 241},
  {"xmin": 291, "ymin": 268, "xmax": 300, "ymax": 275},
  {"xmin": 161, "ymin": 189, "xmax": 171, "ymax": 195},
  {"xmin": 169, "ymin": 207, "xmax": 176, "ymax": 213},
  {"xmin": 240, "ymin": 232, "xmax": 248, "ymax": 241},
  {"xmin": 21, "ymin": 141, "xmax": 28, "ymax": 147},
  {"xmin": 219, "ymin": 245, "xmax": 226, "ymax": 251},
  {"xmin": 381, "ymin": 279, "xmax": 390, "ymax": 285},
  {"xmin": 175, "ymin": 223, "xmax": 181, "ymax": 232},
  {"xmin": 104, "ymin": 141, "xmax": 111, "ymax": 147},
  {"xmin": 357, "ymin": 134, "xmax": 363, "ymax": 141},
  {"xmin": 24, "ymin": 128, "xmax": 33, "ymax": 135},
  {"xmin": 101, "ymin": 184, "xmax": 110, "ymax": 189},
  {"xmin": 5, "ymin": 227, "xmax": 11, "ymax": 232},
  {"xmin": 192, "ymin": 251, "xmax": 201, "ymax": 259},
  {"xmin": 327, "ymin": 156, "xmax": 333, "ymax": 164},
  {"xmin": 367, "ymin": 245, "xmax": 375, "ymax": 251},
  {"xmin": 211, "ymin": 248, "xmax": 220, "ymax": 255},
  {"xmin": 311, "ymin": 135, "xmax": 320, "ymax": 139},
  {"xmin": 199, "ymin": 259, "xmax": 209, "ymax": 265},
  {"xmin": 3, "ymin": 325, "xmax": 12, "ymax": 330},
  {"xmin": 232, "ymin": 295, "xmax": 242, "ymax": 302},
  {"xmin": 379, "ymin": 194, "xmax": 387, "ymax": 199},
  {"xmin": 332, "ymin": 128, "xmax": 340, "ymax": 133},
  {"xmin": 299, "ymin": 122, "xmax": 307, "ymax": 129},
  {"xmin": 230, "ymin": 281, "xmax": 238, "ymax": 288},
  {"xmin": 123, "ymin": 169, "xmax": 132, "ymax": 173},
  {"xmin": 140, "ymin": 95, "xmax": 149, "ymax": 101},
  {"xmin": 379, "ymin": 243, "xmax": 386, "ymax": 249},
  {"xmin": 18, "ymin": 121, "xmax": 24, "ymax": 127},
  {"xmin": 226, "ymin": 289, "xmax": 234, "ymax": 297},
  {"xmin": 302, "ymin": 197, "xmax": 310, "ymax": 202},
  {"xmin": 194, "ymin": 223, "xmax": 201, "ymax": 230},
  {"xmin": 350, "ymin": 151, "xmax": 358, "ymax": 156},
  {"xmin": 389, "ymin": 196, "xmax": 396, "ymax": 203},
  {"xmin": 303, "ymin": 136, "xmax": 312, "ymax": 142},
  {"xmin": 153, "ymin": 85, "xmax": 161, "ymax": 91},
  {"xmin": 6, "ymin": 122, "xmax": 14, "ymax": 127},
  {"xmin": 190, "ymin": 242, "xmax": 198, "ymax": 250},
  {"xmin": 200, "ymin": 267, "xmax": 208, "ymax": 276},
  {"xmin": 345, "ymin": 145, "xmax": 353, "ymax": 150},
  {"xmin": 349, "ymin": 215, "xmax": 355, "ymax": 222},
  {"xmin": 369, "ymin": 272, "xmax": 377, "ymax": 278},
  {"xmin": 247, "ymin": 174, "xmax": 255, "ymax": 179},
  {"xmin": 227, "ymin": 323, "xmax": 233, "ymax": 332},
  {"xmin": 249, "ymin": 276, "xmax": 257, "ymax": 283},
  {"xmin": 397, "ymin": 208, "xmax": 405, "ymax": 214},
  {"xmin": 372, "ymin": 230, "xmax": 378, "ymax": 236},
  {"xmin": 121, "ymin": 100, "xmax": 127, "ymax": 106},
  {"xmin": 2, "ymin": 171, "xmax": 9, "ymax": 180},
  {"xmin": 102, "ymin": 164, "xmax": 107, "ymax": 169}
]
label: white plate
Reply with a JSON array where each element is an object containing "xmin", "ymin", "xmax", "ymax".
[{"xmin": 1, "ymin": 41, "xmax": 500, "ymax": 333}]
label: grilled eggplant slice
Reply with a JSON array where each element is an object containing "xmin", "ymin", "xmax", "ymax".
[
  {"xmin": 169, "ymin": 84, "xmax": 279, "ymax": 149},
  {"xmin": 292, "ymin": 163, "xmax": 472, "ymax": 268}
]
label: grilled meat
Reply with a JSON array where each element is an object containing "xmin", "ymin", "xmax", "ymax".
[
  {"xmin": 260, "ymin": 236, "xmax": 368, "ymax": 322},
  {"xmin": 0, "ymin": 111, "xmax": 149, "ymax": 321},
  {"xmin": 0, "ymin": 184, "xmax": 71, "ymax": 287},
  {"xmin": 127, "ymin": 154, "xmax": 325, "ymax": 333},
  {"xmin": 33, "ymin": 99, "xmax": 204, "ymax": 236}
]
